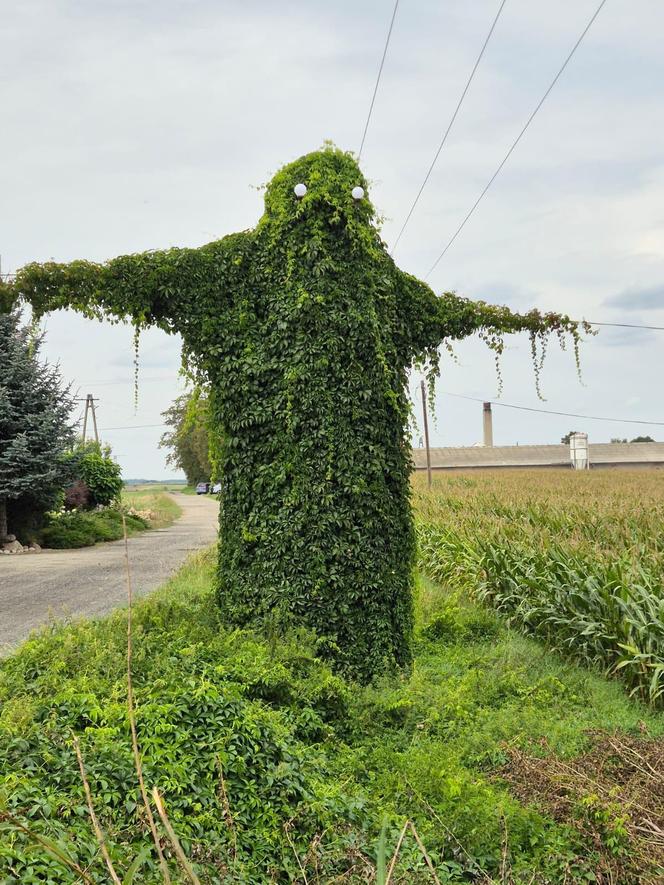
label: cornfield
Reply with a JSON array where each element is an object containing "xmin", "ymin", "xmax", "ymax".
[{"xmin": 413, "ymin": 469, "xmax": 664, "ymax": 706}]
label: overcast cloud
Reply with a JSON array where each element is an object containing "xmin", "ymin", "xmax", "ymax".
[
  {"xmin": 604, "ymin": 284, "xmax": 664, "ymax": 310},
  {"xmin": 2, "ymin": 0, "xmax": 663, "ymax": 477}
]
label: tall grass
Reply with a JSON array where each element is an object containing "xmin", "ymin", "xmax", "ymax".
[
  {"xmin": 413, "ymin": 470, "xmax": 664, "ymax": 706},
  {"xmin": 121, "ymin": 489, "xmax": 182, "ymax": 529}
]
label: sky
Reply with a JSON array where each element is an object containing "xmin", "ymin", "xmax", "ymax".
[{"xmin": 2, "ymin": 0, "xmax": 663, "ymax": 478}]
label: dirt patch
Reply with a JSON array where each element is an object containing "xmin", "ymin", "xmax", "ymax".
[{"xmin": 497, "ymin": 732, "xmax": 664, "ymax": 884}]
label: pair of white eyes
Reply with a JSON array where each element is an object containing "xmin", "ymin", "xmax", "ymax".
[{"xmin": 293, "ymin": 183, "xmax": 364, "ymax": 200}]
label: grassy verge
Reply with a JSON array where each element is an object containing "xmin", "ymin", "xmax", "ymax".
[
  {"xmin": 121, "ymin": 490, "xmax": 183, "ymax": 529},
  {"xmin": 1, "ymin": 548, "xmax": 662, "ymax": 883}
]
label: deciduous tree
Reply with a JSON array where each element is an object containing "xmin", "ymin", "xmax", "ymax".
[{"xmin": 160, "ymin": 389, "xmax": 212, "ymax": 486}]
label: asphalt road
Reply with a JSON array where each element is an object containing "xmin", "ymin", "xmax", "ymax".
[{"xmin": 0, "ymin": 493, "xmax": 219, "ymax": 655}]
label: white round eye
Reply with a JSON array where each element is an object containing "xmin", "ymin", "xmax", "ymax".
[
  {"xmin": 294, "ymin": 183, "xmax": 307, "ymax": 198},
  {"xmin": 351, "ymin": 186, "xmax": 365, "ymax": 200}
]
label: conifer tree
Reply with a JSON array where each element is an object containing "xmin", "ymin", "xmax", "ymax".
[{"xmin": 0, "ymin": 309, "xmax": 76, "ymax": 541}]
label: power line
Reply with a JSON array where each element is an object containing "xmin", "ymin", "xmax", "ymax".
[
  {"xmin": 442, "ymin": 391, "xmax": 664, "ymax": 426},
  {"xmin": 391, "ymin": 0, "xmax": 508, "ymax": 255},
  {"xmin": 358, "ymin": 0, "xmax": 400, "ymax": 161},
  {"xmin": 425, "ymin": 0, "xmax": 608, "ymax": 278},
  {"xmin": 98, "ymin": 423, "xmax": 167, "ymax": 431},
  {"xmin": 102, "ymin": 395, "xmax": 664, "ymax": 431},
  {"xmin": 75, "ymin": 374, "xmax": 181, "ymax": 387},
  {"xmin": 586, "ymin": 320, "xmax": 664, "ymax": 332}
]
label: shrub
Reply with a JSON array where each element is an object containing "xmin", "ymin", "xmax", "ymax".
[
  {"xmin": 39, "ymin": 509, "xmax": 148, "ymax": 549},
  {"xmin": 40, "ymin": 514, "xmax": 98, "ymax": 549},
  {"xmin": 80, "ymin": 451, "xmax": 123, "ymax": 507},
  {"xmin": 60, "ymin": 442, "xmax": 124, "ymax": 510},
  {"xmin": 63, "ymin": 479, "xmax": 89, "ymax": 510},
  {"xmin": 6, "ymin": 492, "xmax": 53, "ymax": 545}
]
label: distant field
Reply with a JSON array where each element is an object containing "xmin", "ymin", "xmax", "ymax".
[
  {"xmin": 125, "ymin": 481, "xmax": 199, "ymax": 496},
  {"xmin": 121, "ymin": 488, "xmax": 182, "ymax": 528},
  {"xmin": 125, "ymin": 481, "xmax": 186, "ymax": 491},
  {"xmin": 413, "ymin": 469, "xmax": 664, "ymax": 706}
]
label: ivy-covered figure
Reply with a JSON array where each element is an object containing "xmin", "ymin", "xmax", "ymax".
[{"xmin": 1, "ymin": 145, "xmax": 586, "ymax": 681}]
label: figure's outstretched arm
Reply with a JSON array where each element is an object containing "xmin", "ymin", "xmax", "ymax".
[
  {"xmin": 396, "ymin": 271, "xmax": 590, "ymax": 386},
  {"xmin": 1, "ymin": 233, "xmax": 250, "ymax": 333}
]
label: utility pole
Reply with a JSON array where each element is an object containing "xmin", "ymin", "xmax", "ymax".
[
  {"xmin": 0, "ymin": 255, "xmax": 16, "ymax": 282},
  {"xmin": 78, "ymin": 394, "xmax": 100, "ymax": 444},
  {"xmin": 420, "ymin": 379, "xmax": 432, "ymax": 489}
]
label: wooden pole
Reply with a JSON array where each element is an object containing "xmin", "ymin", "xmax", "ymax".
[
  {"xmin": 420, "ymin": 379, "xmax": 432, "ymax": 489},
  {"xmin": 90, "ymin": 395, "xmax": 100, "ymax": 444},
  {"xmin": 82, "ymin": 395, "xmax": 90, "ymax": 442}
]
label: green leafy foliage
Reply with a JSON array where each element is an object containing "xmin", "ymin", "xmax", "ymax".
[
  {"xmin": 61, "ymin": 441, "xmax": 124, "ymax": 508},
  {"xmin": 80, "ymin": 450, "xmax": 123, "ymax": 508},
  {"xmin": 39, "ymin": 509, "xmax": 148, "ymax": 549},
  {"xmin": 3, "ymin": 145, "xmax": 588, "ymax": 680},
  {"xmin": 159, "ymin": 388, "xmax": 212, "ymax": 486},
  {"xmin": 1, "ymin": 549, "xmax": 662, "ymax": 883}
]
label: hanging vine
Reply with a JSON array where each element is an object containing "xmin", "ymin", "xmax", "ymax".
[
  {"xmin": 132, "ymin": 324, "xmax": 141, "ymax": 412},
  {"xmin": 1, "ymin": 145, "xmax": 590, "ymax": 682}
]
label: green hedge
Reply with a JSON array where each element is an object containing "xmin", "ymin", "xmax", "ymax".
[{"xmin": 40, "ymin": 509, "xmax": 148, "ymax": 549}]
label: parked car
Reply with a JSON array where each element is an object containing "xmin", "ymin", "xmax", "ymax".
[
  {"xmin": 195, "ymin": 482, "xmax": 209, "ymax": 495},
  {"xmin": 211, "ymin": 482, "xmax": 222, "ymax": 495}
]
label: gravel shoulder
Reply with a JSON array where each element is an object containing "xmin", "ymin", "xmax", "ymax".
[{"xmin": 0, "ymin": 493, "xmax": 218, "ymax": 655}]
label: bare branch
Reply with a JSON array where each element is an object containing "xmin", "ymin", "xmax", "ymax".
[
  {"xmin": 216, "ymin": 755, "xmax": 237, "ymax": 862},
  {"xmin": 385, "ymin": 819, "xmax": 409, "ymax": 884},
  {"xmin": 152, "ymin": 787, "xmax": 201, "ymax": 885},
  {"xmin": 408, "ymin": 821, "xmax": 441, "ymax": 885},
  {"xmin": 283, "ymin": 817, "xmax": 309, "ymax": 884},
  {"xmin": 123, "ymin": 515, "xmax": 172, "ymax": 883},
  {"xmin": 0, "ymin": 810, "xmax": 95, "ymax": 884},
  {"xmin": 72, "ymin": 734, "xmax": 122, "ymax": 885}
]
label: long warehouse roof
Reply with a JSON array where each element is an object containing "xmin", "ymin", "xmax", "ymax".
[{"xmin": 412, "ymin": 442, "xmax": 664, "ymax": 470}]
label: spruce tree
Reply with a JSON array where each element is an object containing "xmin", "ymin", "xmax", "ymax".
[{"xmin": 0, "ymin": 309, "xmax": 76, "ymax": 541}]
